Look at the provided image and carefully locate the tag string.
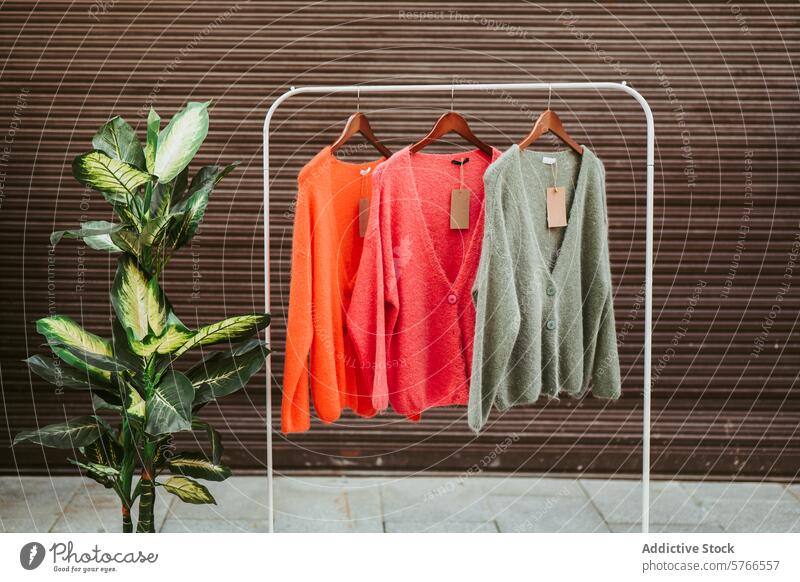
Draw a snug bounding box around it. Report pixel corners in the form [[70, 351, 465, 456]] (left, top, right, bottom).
[[359, 166, 371, 199], [550, 160, 558, 190]]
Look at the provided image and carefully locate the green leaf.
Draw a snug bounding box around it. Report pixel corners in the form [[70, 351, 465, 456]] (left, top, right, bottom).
[[111, 318, 144, 375], [81, 433, 124, 468], [111, 256, 167, 341], [36, 316, 112, 381], [153, 435, 174, 468], [173, 314, 270, 358], [72, 151, 150, 203], [92, 393, 123, 412], [191, 419, 224, 464], [130, 325, 193, 357], [13, 416, 105, 448], [168, 453, 231, 482], [140, 215, 171, 247], [48, 341, 130, 374], [68, 458, 119, 488], [126, 385, 145, 420], [50, 220, 123, 252], [167, 190, 209, 251], [172, 162, 238, 210], [109, 229, 141, 258], [145, 108, 160, 174], [153, 102, 210, 183], [145, 371, 193, 435], [92, 116, 146, 170], [161, 475, 216, 504], [187, 339, 268, 405], [26, 354, 113, 392]]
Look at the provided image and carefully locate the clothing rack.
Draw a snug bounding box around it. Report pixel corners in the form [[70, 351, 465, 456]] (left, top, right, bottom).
[[262, 81, 655, 534]]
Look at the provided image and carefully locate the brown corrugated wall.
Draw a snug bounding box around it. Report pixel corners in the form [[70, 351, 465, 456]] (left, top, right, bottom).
[[0, 1, 797, 479]]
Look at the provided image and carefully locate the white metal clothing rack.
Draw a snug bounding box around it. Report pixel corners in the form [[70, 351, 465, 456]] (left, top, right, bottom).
[[262, 81, 655, 534]]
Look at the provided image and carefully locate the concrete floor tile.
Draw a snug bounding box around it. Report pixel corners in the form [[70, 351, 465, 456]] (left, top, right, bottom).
[[380, 476, 493, 523], [161, 518, 270, 533], [275, 514, 381, 533], [700, 500, 800, 532], [5, 475, 800, 534], [581, 479, 707, 526], [384, 520, 498, 533], [479, 476, 587, 498], [273, 476, 382, 532], [490, 494, 609, 532], [0, 476, 81, 533], [608, 522, 725, 533], [165, 476, 269, 520], [49, 481, 172, 533], [681, 481, 791, 503]]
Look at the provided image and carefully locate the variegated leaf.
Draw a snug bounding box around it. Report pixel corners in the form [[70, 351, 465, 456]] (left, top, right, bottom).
[[111, 256, 167, 341], [173, 314, 269, 358], [92, 116, 146, 169], [36, 316, 112, 381], [145, 371, 193, 435], [72, 151, 150, 203], [13, 416, 105, 448], [161, 476, 215, 504], [187, 339, 268, 405], [168, 453, 231, 481], [153, 102, 209, 182]]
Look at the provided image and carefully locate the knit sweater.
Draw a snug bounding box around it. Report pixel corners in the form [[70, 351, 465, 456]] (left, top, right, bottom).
[[348, 146, 502, 417], [469, 145, 621, 432], [282, 147, 384, 433]]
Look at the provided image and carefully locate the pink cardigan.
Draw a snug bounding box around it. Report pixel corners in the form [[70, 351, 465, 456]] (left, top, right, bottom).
[[347, 146, 501, 418]]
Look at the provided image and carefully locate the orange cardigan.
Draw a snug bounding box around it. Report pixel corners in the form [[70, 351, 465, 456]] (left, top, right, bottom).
[[282, 147, 385, 433]]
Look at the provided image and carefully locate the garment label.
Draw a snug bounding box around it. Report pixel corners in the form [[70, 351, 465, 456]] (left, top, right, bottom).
[[358, 197, 369, 237], [450, 188, 470, 230], [542, 156, 556, 165], [546, 187, 568, 228]]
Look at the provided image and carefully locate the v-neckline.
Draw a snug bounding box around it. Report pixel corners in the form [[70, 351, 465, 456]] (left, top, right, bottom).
[[512, 144, 592, 281], [403, 146, 497, 291]]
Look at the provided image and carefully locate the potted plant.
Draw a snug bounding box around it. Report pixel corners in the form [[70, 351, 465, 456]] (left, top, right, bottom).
[[14, 102, 269, 533]]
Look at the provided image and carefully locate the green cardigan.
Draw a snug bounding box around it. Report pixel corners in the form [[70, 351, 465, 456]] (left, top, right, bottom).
[[469, 145, 621, 432]]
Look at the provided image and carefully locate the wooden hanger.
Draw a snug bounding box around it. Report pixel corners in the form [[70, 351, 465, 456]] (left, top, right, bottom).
[[410, 84, 492, 156], [330, 90, 392, 158], [518, 86, 584, 154]]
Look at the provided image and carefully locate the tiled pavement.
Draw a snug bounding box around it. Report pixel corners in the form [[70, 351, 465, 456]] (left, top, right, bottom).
[[2, 476, 799, 533]]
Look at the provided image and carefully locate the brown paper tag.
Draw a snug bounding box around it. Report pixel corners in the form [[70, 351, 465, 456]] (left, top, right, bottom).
[[358, 197, 369, 237], [450, 188, 470, 230], [546, 187, 568, 228]]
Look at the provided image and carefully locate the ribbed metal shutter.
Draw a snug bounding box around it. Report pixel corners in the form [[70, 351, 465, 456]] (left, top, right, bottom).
[[1, 2, 797, 479]]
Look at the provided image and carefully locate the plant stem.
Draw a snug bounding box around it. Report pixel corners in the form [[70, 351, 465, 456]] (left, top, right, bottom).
[[122, 505, 132, 533], [118, 411, 136, 533], [136, 437, 157, 533], [136, 358, 157, 533], [135, 463, 155, 533]]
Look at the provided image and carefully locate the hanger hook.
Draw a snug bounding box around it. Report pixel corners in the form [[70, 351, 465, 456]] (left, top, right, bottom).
[[356, 87, 360, 112], [450, 78, 455, 111], [547, 84, 552, 110]]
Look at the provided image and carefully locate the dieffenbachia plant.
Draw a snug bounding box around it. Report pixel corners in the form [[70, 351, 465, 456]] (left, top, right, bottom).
[[14, 102, 269, 533]]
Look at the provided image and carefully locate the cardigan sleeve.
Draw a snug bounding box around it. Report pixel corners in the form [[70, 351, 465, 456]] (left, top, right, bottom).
[[347, 168, 399, 412], [585, 162, 622, 399], [468, 168, 522, 432], [281, 176, 315, 433]]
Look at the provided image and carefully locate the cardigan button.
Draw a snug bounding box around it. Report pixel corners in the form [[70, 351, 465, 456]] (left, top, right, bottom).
[[546, 285, 556, 296], [546, 319, 556, 330], [447, 293, 457, 305]]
